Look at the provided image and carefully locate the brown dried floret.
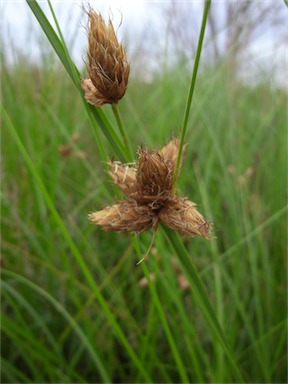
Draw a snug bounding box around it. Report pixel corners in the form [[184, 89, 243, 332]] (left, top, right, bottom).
[[159, 137, 187, 172], [81, 78, 107, 106], [136, 146, 174, 200], [108, 161, 137, 196], [81, 10, 130, 106], [159, 196, 210, 238], [88, 200, 157, 234]]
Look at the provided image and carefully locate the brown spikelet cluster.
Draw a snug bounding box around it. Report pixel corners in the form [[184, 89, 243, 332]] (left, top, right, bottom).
[[88, 139, 210, 239], [81, 9, 130, 106]]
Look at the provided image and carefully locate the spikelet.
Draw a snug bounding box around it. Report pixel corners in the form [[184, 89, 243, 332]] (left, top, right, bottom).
[[159, 137, 187, 172], [88, 200, 156, 234], [108, 161, 137, 196], [136, 146, 174, 201], [81, 9, 130, 106], [159, 196, 210, 238]]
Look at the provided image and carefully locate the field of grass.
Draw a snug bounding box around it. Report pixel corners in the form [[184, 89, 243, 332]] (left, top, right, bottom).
[[1, 1, 287, 383]]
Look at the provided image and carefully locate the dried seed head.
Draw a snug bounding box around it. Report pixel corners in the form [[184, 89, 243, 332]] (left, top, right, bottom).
[[81, 10, 130, 106], [88, 200, 156, 234], [88, 139, 211, 252], [159, 196, 210, 238], [136, 147, 174, 200]]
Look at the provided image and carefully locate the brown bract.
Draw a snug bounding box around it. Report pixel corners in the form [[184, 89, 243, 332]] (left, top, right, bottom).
[[81, 10, 130, 106], [88, 139, 210, 239]]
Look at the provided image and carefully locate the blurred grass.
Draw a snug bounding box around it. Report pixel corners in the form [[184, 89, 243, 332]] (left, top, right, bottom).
[[1, 2, 287, 383]]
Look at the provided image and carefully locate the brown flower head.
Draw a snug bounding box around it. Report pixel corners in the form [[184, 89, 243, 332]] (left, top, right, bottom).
[[88, 138, 210, 244], [136, 147, 174, 203], [81, 9, 130, 106]]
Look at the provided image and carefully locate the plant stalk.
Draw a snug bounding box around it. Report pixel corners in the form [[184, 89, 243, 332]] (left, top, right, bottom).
[[174, 0, 211, 182], [112, 103, 133, 161]]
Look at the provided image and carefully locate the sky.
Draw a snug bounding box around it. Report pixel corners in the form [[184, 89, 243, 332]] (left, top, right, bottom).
[[1, 0, 159, 64], [1, 0, 287, 86]]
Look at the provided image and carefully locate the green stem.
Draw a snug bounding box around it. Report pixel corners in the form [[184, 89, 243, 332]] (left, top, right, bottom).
[[174, 0, 211, 182], [2, 269, 110, 382], [112, 103, 133, 161], [132, 237, 190, 383], [163, 227, 244, 383], [2, 104, 152, 383]]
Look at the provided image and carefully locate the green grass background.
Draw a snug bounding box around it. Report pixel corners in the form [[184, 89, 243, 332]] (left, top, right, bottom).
[[1, 2, 287, 383]]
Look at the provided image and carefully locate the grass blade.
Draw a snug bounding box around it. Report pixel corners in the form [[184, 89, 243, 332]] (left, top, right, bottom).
[[201, 205, 288, 275], [2, 269, 110, 382], [133, 237, 190, 383], [163, 227, 244, 383], [2, 104, 152, 383]]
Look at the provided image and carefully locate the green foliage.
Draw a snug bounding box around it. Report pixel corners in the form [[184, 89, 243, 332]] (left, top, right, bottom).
[[1, 1, 287, 383]]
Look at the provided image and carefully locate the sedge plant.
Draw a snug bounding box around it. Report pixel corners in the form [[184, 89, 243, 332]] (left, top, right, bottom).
[[2, 0, 287, 383], [3, 0, 239, 382]]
